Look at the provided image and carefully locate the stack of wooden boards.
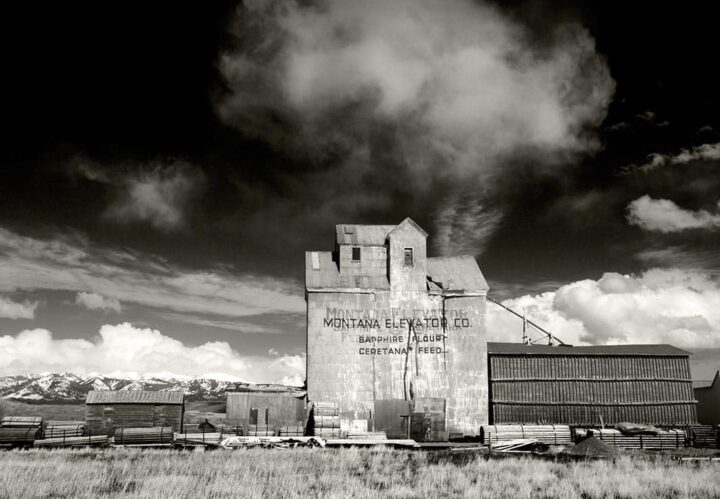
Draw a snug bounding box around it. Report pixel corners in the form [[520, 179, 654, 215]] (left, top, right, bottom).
[[688, 425, 719, 448], [347, 431, 386, 440], [482, 425, 572, 446], [313, 402, 341, 438], [583, 428, 686, 449], [35, 435, 109, 448], [44, 423, 87, 439], [0, 417, 43, 448], [277, 425, 305, 437], [114, 427, 174, 446], [174, 432, 223, 447]]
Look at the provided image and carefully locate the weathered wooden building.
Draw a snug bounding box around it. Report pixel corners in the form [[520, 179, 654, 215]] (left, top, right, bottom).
[[488, 343, 697, 426], [226, 390, 306, 427], [85, 391, 184, 434], [695, 371, 720, 424], [305, 218, 489, 438]]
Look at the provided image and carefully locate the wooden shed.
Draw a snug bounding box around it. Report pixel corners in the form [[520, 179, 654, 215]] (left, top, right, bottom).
[[695, 371, 720, 424], [85, 390, 184, 435], [226, 391, 306, 427]]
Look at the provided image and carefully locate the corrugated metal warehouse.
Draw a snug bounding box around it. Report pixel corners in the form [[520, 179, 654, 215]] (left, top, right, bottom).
[[85, 391, 184, 435], [305, 218, 489, 438], [488, 343, 697, 425]]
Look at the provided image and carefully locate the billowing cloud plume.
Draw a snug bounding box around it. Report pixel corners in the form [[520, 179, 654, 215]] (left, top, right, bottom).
[[627, 195, 720, 233], [487, 269, 720, 349], [0, 226, 305, 321], [219, 0, 614, 255], [0, 296, 38, 319], [0, 323, 305, 384], [74, 292, 122, 312]]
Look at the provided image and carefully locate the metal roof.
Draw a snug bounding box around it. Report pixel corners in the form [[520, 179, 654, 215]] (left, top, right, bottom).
[[305, 251, 390, 290], [487, 342, 692, 356], [86, 390, 185, 405], [335, 225, 396, 246], [427, 256, 488, 292]]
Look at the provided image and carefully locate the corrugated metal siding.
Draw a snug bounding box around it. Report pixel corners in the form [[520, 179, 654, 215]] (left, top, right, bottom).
[[489, 354, 697, 425]]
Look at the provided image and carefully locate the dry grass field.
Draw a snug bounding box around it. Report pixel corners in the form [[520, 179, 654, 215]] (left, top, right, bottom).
[[0, 447, 719, 499]]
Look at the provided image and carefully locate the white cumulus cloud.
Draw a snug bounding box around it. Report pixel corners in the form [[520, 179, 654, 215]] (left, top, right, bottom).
[[75, 292, 122, 312], [0, 296, 38, 319], [631, 142, 720, 172], [627, 195, 720, 232], [0, 323, 306, 384], [487, 269, 720, 349]]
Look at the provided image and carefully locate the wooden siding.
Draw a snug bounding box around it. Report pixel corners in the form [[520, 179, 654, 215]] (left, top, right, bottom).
[[489, 354, 697, 425], [226, 393, 305, 427], [695, 372, 720, 424], [85, 404, 184, 435]]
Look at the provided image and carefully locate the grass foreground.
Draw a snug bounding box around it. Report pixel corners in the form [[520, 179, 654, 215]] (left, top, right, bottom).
[[1, 448, 719, 498]]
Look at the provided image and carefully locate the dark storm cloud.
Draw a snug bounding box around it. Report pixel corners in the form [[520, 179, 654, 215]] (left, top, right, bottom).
[[216, 0, 614, 257]]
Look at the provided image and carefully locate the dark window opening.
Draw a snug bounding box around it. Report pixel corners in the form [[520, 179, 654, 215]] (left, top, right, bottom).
[[404, 248, 414, 266], [352, 247, 361, 261]]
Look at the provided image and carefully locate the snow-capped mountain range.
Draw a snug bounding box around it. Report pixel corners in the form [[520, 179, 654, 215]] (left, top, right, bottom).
[[0, 373, 239, 403]]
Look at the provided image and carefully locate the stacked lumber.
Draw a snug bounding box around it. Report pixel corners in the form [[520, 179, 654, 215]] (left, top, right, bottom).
[[0, 428, 42, 445], [34, 435, 109, 448], [586, 428, 686, 449], [347, 431, 386, 440], [313, 402, 341, 438], [688, 425, 719, 448], [278, 425, 305, 437], [114, 427, 174, 446], [1, 416, 43, 428], [43, 424, 87, 439], [174, 432, 223, 446], [46, 420, 85, 426], [246, 425, 276, 436], [482, 425, 572, 445], [490, 439, 540, 452]]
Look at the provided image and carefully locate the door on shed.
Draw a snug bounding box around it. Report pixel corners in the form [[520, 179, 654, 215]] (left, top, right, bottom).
[[374, 399, 410, 438], [413, 398, 447, 441], [249, 408, 269, 425]]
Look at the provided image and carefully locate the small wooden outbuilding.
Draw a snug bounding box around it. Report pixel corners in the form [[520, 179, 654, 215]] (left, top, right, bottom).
[[85, 390, 184, 435], [695, 371, 720, 424], [226, 391, 306, 427]]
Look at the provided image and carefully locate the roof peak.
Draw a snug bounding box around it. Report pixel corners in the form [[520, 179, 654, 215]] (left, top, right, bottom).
[[389, 217, 428, 237]]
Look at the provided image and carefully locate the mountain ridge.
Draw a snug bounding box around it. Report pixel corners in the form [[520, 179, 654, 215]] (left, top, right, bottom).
[[0, 373, 301, 403]]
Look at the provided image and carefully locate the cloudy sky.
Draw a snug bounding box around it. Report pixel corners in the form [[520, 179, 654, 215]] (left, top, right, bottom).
[[2, 1, 719, 383]]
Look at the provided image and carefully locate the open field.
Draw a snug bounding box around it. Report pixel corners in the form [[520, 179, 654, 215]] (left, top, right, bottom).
[[0, 400, 86, 421], [1, 448, 719, 498]]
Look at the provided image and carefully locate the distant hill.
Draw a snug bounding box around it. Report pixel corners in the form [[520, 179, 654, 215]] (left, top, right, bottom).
[[0, 373, 301, 403]]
